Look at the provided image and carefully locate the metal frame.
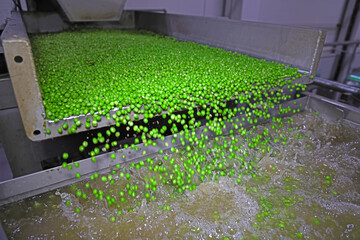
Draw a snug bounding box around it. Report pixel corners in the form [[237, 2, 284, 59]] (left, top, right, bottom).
[[304, 92, 360, 128], [1, 93, 359, 206], [313, 76, 360, 95], [1, 12, 45, 141], [1, 11, 326, 141], [316, 40, 360, 104]]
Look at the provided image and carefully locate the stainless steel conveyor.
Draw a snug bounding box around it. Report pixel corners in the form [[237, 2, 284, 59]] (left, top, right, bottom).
[[2, 11, 325, 141], [0, 10, 325, 179]]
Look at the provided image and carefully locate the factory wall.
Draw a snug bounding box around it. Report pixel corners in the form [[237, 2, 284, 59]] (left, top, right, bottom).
[[241, 0, 348, 80]]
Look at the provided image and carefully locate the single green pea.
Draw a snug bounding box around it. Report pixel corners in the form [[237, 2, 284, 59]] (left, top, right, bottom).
[[62, 152, 69, 160]]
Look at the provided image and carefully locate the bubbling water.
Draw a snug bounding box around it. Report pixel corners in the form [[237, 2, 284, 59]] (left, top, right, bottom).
[[1, 112, 360, 239]]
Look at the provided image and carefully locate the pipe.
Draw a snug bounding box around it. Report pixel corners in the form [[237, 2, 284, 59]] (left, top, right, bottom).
[[324, 40, 360, 47], [131, 9, 167, 14], [313, 77, 360, 94], [222, 0, 227, 17]]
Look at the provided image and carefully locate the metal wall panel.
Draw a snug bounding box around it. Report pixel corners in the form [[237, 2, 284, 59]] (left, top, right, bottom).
[[135, 12, 326, 77]]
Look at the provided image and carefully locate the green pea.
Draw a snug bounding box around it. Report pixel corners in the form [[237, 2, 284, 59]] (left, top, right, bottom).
[[62, 123, 68, 130], [62, 152, 69, 160]]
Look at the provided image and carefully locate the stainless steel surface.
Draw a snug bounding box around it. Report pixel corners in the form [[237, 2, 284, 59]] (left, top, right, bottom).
[[0, 107, 97, 178], [304, 92, 360, 128], [0, 76, 17, 110], [0, 142, 13, 182], [22, 11, 135, 33], [56, 0, 127, 22], [313, 77, 360, 94], [0, 97, 308, 206], [0, 108, 43, 176], [135, 12, 326, 77], [0, 223, 7, 240], [22, 12, 68, 34], [1, 12, 45, 141], [22, 11, 135, 34]]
